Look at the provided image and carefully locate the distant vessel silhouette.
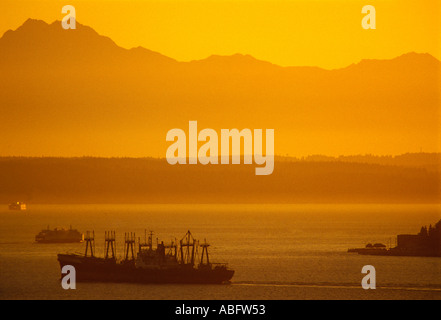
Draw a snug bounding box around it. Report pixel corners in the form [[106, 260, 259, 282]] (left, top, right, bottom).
[[36, 226, 83, 243], [348, 220, 441, 257], [57, 230, 234, 284], [8, 202, 26, 210]]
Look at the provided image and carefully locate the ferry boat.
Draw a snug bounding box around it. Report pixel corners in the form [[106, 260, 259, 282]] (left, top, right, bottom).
[[8, 202, 26, 210], [36, 226, 84, 243]]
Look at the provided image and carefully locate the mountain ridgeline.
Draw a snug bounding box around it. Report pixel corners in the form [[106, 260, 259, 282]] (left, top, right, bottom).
[[0, 19, 440, 157]]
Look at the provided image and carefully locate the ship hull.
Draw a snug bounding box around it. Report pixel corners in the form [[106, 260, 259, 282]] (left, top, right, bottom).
[[9, 204, 26, 210], [37, 239, 83, 244], [58, 254, 234, 284]]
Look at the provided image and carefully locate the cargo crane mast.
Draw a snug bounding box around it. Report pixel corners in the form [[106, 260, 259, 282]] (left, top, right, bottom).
[[148, 231, 154, 250], [104, 231, 116, 259], [138, 230, 152, 252], [124, 232, 136, 261], [165, 238, 178, 257], [84, 231, 95, 257], [180, 230, 196, 266], [200, 239, 210, 266], [195, 240, 200, 264]]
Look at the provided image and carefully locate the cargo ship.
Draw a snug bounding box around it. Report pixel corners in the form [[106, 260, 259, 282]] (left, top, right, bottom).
[[57, 230, 234, 284], [9, 201, 26, 210], [36, 226, 84, 243], [348, 219, 441, 257]]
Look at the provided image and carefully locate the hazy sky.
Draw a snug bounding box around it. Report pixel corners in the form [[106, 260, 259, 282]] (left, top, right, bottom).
[[1, 0, 440, 69]]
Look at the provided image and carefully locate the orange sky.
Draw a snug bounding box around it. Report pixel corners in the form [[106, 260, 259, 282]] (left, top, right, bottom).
[[1, 0, 440, 69]]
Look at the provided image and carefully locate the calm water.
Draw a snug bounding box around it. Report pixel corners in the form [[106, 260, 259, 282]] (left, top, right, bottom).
[[0, 204, 440, 300]]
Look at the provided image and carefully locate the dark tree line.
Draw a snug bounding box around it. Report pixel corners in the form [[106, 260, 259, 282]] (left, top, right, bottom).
[[0, 157, 439, 203]]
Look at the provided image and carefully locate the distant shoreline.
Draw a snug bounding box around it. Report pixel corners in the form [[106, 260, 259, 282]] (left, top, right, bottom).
[[1, 156, 439, 204]]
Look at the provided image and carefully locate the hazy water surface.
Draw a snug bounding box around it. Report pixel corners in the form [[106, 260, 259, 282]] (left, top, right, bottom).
[[1, 204, 440, 300]]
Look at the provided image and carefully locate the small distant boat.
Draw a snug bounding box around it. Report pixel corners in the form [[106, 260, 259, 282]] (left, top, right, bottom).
[[9, 202, 26, 210], [347, 243, 387, 255], [36, 226, 84, 243]]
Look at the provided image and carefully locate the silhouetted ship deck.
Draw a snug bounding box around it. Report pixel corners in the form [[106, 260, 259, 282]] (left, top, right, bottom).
[[9, 201, 26, 210], [348, 220, 441, 257], [36, 226, 83, 243], [58, 230, 234, 284]]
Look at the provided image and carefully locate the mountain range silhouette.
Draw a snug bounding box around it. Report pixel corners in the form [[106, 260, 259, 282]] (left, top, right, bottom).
[[0, 19, 440, 157]]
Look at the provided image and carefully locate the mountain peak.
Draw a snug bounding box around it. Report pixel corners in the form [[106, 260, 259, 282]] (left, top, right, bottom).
[[0, 18, 178, 68], [394, 51, 439, 63], [1, 18, 94, 42], [190, 53, 278, 69], [1, 18, 46, 38], [21, 18, 49, 28], [340, 52, 440, 72], [206, 53, 265, 62], [359, 52, 437, 64], [0, 18, 123, 62]]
